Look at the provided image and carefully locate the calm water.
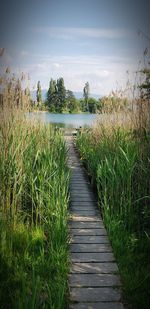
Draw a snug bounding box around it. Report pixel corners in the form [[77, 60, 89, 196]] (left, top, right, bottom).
[[28, 112, 97, 128]]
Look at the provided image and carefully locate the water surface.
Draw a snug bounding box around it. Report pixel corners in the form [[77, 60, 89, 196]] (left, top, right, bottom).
[[28, 112, 97, 128]]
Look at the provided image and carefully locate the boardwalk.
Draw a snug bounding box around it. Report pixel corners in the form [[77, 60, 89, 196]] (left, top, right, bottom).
[[66, 135, 124, 309]]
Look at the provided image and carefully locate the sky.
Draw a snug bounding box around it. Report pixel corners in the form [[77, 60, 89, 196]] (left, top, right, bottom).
[[0, 0, 150, 96]]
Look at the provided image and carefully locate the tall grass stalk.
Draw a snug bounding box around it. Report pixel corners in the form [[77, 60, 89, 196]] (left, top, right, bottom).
[[0, 106, 70, 308], [76, 110, 150, 308]]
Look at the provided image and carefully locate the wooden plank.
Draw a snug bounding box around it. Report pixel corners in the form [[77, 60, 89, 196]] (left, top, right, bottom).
[[70, 190, 93, 195], [71, 216, 101, 222], [69, 302, 124, 309], [70, 184, 90, 187], [70, 181, 90, 185], [70, 190, 94, 194], [70, 184, 90, 188], [70, 194, 95, 199], [70, 197, 96, 202], [70, 287, 122, 302], [70, 243, 112, 253], [70, 228, 107, 236], [71, 236, 109, 244], [70, 211, 99, 216], [69, 221, 104, 229], [69, 273, 121, 287], [71, 176, 85, 179], [70, 206, 95, 211], [71, 252, 115, 262], [71, 263, 119, 274], [71, 201, 98, 207]]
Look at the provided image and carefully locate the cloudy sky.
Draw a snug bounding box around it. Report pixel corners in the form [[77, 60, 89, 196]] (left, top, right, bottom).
[[1, 0, 150, 95]]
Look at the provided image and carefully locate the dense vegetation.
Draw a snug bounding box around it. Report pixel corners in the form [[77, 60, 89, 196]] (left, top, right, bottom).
[[76, 100, 150, 308], [0, 85, 70, 307], [34, 78, 128, 114], [45, 78, 101, 113]]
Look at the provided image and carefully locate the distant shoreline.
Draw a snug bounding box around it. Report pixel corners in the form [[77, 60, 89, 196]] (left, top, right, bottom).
[[31, 110, 91, 115]]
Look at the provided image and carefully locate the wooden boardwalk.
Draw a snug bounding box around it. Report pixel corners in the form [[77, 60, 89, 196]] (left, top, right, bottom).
[[66, 136, 124, 309]]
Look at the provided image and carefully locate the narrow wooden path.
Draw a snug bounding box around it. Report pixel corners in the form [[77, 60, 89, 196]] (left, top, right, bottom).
[[66, 135, 124, 309]]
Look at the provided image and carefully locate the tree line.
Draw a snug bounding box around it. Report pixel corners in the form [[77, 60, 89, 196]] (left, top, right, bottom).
[[36, 78, 102, 113], [36, 69, 150, 114]]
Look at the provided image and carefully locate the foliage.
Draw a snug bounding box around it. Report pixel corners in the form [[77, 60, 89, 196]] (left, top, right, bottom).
[[88, 97, 98, 113], [46, 78, 100, 113], [76, 120, 150, 308], [83, 82, 90, 111], [64, 90, 80, 113], [36, 81, 42, 106], [99, 95, 129, 113], [47, 78, 66, 113], [0, 106, 70, 308], [0, 70, 32, 110], [47, 78, 57, 112]]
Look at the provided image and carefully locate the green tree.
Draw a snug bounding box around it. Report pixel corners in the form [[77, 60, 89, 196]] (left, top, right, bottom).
[[47, 78, 57, 111], [83, 82, 90, 111], [88, 97, 98, 113], [56, 78, 66, 112], [79, 98, 86, 112], [65, 90, 79, 112], [36, 81, 42, 106]]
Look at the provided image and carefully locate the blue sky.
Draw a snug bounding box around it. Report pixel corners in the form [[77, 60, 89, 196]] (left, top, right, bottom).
[[1, 0, 150, 95]]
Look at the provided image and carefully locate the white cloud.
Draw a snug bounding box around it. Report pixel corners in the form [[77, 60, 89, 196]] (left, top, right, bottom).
[[22, 54, 137, 95], [20, 50, 29, 57], [36, 63, 47, 69], [52, 63, 62, 68], [33, 27, 132, 40], [9, 51, 138, 96]]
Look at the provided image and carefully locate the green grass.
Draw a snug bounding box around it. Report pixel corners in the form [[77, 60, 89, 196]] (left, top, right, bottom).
[[76, 125, 150, 308], [0, 109, 70, 308]]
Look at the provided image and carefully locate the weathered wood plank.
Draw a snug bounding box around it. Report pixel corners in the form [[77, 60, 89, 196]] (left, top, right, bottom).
[[71, 216, 101, 222], [70, 228, 107, 236], [71, 236, 109, 244], [70, 187, 94, 192], [70, 211, 99, 216], [70, 287, 122, 302], [70, 191, 94, 195], [71, 201, 98, 207], [71, 176, 85, 179], [70, 243, 112, 253], [70, 197, 97, 202], [71, 262, 119, 274], [71, 252, 115, 262], [70, 179, 90, 185], [69, 221, 104, 229], [69, 302, 124, 309], [70, 206, 95, 211], [68, 273, 121, 287], [70, 195, 95, 200], [70, 183, 90, 187]]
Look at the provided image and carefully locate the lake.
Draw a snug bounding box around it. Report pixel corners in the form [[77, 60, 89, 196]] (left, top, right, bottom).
[[28, 112, 98, 128]]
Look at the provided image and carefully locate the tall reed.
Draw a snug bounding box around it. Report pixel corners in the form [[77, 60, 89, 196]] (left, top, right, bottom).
[[0, 104, 70, 307], [76, 107, 150, 307]]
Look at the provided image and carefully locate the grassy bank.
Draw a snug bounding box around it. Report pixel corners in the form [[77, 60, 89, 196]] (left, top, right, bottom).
[[0, 108, 70, 308], [76, 117, 150, 308]]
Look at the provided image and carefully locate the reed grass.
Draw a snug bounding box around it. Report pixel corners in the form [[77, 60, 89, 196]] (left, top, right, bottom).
[[0, 105, 70, 308], [76, 105, 150, 308]]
